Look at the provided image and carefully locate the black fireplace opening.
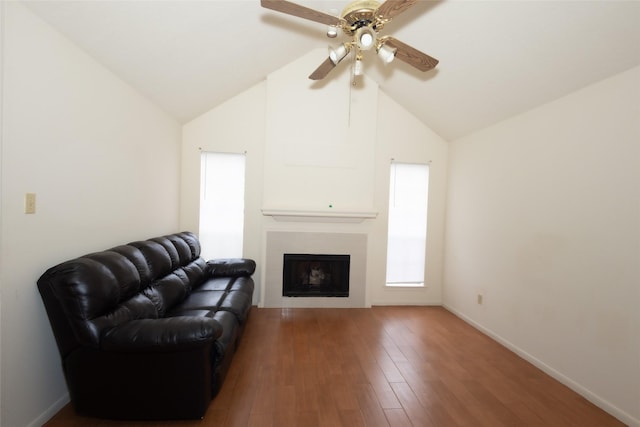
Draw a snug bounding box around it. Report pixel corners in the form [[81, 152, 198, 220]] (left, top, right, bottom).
[[282, 253, 350, 297]]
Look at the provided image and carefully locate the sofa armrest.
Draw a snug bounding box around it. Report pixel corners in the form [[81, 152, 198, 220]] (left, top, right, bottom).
[[101, 317, 222, 353], [207, 258, 256, 277]]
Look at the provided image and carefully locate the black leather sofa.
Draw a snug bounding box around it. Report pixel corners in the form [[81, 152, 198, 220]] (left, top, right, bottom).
[[37, 231, 255, 420]]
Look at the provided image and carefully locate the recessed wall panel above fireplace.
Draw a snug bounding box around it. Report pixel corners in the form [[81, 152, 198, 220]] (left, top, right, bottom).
[[263, 51, 378, 215]]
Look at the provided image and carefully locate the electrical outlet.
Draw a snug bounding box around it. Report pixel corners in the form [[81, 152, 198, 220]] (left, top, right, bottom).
[[477, 294, 483, 305], [25, 193, 36, 214]]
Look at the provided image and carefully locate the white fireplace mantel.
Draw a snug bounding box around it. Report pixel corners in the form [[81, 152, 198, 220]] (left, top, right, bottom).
[[262, 209, 377, 223]]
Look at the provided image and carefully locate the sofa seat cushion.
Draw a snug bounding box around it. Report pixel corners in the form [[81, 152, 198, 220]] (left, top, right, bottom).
[[194, 276, 254, 295], [194, 277, 236, 292], [229, 276, 254, 295], [218, 291, 252, 323], [167, 309, 215, 318], [174, 290, 227, 312]]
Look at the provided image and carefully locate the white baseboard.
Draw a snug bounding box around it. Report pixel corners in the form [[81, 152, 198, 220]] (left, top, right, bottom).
[[29, 393, 69, 427], [443, 304, 639, 427]]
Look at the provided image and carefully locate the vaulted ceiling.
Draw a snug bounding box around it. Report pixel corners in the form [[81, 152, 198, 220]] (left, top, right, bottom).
[[23, 0, 640, 140]]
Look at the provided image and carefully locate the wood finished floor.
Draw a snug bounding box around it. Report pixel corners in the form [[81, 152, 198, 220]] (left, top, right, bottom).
[[44, 306, 626, 427]]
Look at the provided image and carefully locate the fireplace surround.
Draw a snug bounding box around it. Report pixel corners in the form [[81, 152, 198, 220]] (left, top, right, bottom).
[[263, 231, 367, 307]]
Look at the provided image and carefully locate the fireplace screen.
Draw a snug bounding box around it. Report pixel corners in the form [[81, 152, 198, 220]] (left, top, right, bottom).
[[282, 254, 350, 297]]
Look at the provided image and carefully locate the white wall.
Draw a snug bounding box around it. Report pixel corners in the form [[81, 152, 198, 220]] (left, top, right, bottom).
[[181, 49, 449, 308], [0, 3, 181, 426], [443, 66, 640, 426]]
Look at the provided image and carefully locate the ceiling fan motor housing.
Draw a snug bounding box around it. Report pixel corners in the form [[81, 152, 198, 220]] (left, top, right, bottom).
[[341, 0, 383, 34]]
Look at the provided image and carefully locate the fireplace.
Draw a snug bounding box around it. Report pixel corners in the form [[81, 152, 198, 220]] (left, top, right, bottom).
[[282, 254, 350, 297], [264, 231, 366, 307]]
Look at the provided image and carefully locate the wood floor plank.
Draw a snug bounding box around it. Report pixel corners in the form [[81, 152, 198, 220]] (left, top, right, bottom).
[[360, 362, 403, 409], [389, 381, 434, 426], [43, 307, 627, 427], [337, 409, 367, 427], [316, 383, 346, 427], [331, 383, 361, 411], [294, 410, 319, 427], [355, 383, 391, 426], [383, 408, 412, 427]]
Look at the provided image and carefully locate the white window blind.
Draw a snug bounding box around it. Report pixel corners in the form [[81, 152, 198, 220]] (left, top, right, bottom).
[[199, 152, 245, 260], [386, 162, 429, 287]]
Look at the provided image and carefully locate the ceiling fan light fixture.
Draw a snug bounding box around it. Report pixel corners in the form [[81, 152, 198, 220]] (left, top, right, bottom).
[[261, 0, 437, 81], [328, 43, 351, 64], [355, 26, 376, 51], [377, 43, 397, 64]]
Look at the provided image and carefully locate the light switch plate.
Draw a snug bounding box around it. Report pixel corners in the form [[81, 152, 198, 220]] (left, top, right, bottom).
[[25, 193, 36, 214]]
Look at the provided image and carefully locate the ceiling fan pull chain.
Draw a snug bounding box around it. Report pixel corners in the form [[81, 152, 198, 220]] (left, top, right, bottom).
[[351, 50, 356, 86], [348, 75, 353, 126]]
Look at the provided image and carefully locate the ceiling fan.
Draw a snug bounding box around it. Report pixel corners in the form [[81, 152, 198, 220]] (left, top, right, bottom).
[[261, 0, 439, 80]]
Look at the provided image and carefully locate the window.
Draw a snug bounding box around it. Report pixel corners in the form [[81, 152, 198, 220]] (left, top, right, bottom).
[[199, 152, 245, 260], [386, 162, 429, 287]]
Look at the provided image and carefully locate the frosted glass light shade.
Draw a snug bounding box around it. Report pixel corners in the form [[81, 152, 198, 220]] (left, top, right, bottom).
[[355, 27, 376, 50], [377, 44, 397, 64], [329, 44, 350, 64]]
